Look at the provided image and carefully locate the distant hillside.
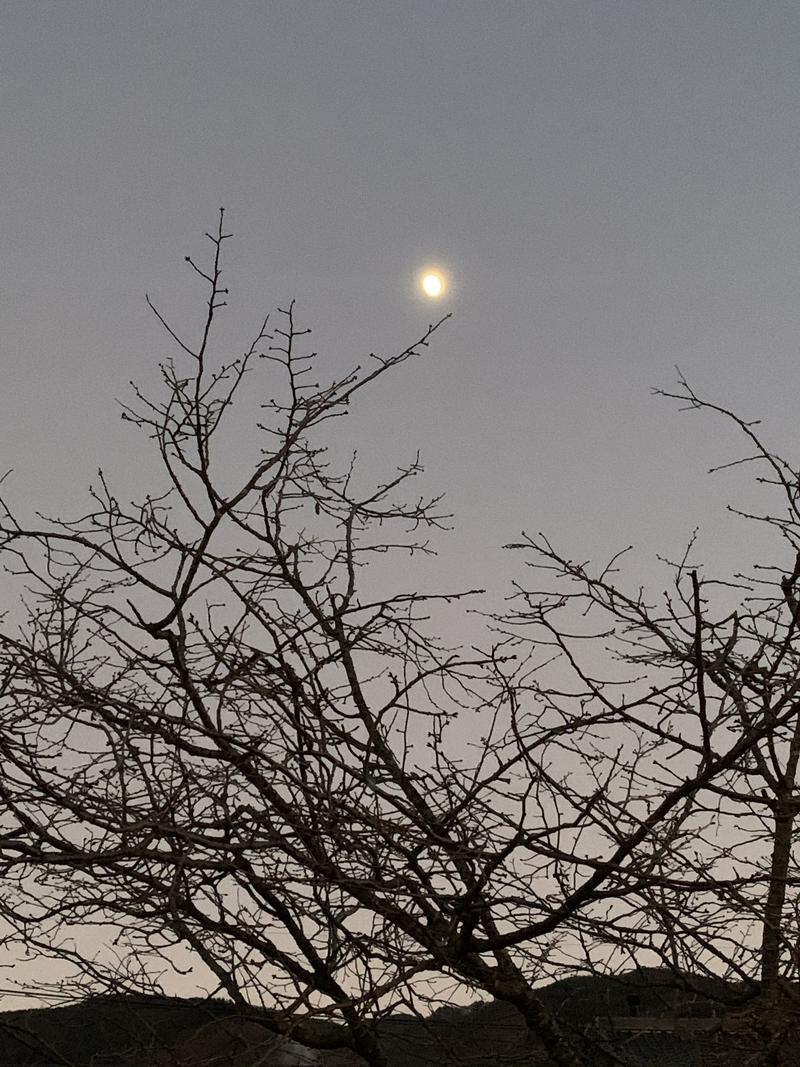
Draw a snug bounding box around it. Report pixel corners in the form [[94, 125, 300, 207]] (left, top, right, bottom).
[[534, 965, 747, 1021], [0, 994, 253, 1067], [0, 969, 764, 1067]]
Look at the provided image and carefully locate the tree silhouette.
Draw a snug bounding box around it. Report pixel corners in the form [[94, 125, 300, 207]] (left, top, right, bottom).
[[1, 215, 798, 1066]]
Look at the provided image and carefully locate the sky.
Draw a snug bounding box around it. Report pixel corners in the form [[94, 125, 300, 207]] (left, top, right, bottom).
[[3, 0, 800, 1010], [4, 1, 800, 607]]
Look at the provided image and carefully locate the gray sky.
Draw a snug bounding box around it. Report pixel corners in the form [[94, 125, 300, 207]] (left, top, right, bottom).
[[2, 0, 800, 623], [4, 0, 800, 1012]]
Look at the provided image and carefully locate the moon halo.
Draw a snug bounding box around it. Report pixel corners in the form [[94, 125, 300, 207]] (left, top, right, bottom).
[[421, 272, 444, 297]]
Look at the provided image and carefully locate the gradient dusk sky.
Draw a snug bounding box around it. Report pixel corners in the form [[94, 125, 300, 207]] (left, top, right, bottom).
[[3, 1, 800, 622]]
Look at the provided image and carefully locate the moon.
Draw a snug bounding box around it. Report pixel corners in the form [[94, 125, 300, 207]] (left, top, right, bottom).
[[421, 272, 444, 298]]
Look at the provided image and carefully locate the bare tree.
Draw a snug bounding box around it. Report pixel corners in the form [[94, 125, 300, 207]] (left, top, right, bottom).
[[1, 216, 798, 1067], [654, 380, 800, 1012], [494, 377, 800, 1058]]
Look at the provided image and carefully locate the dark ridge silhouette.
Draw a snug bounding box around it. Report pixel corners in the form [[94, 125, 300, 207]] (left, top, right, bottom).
[[0, 969, 785, 1067]]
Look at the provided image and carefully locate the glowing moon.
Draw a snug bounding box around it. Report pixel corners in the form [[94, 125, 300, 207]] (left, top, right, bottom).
[[421, 272, 444, 298]]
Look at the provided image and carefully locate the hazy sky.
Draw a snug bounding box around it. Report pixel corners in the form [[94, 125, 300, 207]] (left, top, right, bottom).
[[3, 1, 800, 611]]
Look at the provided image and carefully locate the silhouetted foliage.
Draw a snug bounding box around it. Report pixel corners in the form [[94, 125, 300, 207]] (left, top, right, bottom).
[[3, 216, 800, 1065]]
